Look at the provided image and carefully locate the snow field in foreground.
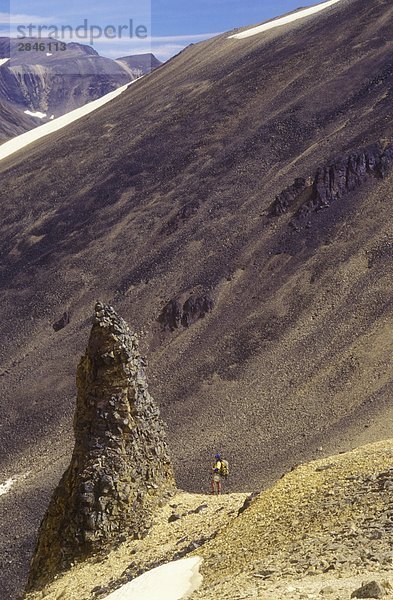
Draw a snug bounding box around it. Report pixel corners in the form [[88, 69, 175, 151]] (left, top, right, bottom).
[[0, 79, 138, 162], [0, 477, 17, 496], [0, 472, 31, 497], [103, 557, 203, 600], [228, 0, 342, 39]]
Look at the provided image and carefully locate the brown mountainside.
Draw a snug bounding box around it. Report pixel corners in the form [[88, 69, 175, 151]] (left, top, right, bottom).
[[0, 0, 392, 596]]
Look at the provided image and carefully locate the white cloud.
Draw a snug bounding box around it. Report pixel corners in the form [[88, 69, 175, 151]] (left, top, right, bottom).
[[0, 12, 54, 25], [47, 32, 222, 44], [3, 27, 220, 61], [91, 31, 220, 60], [149, 32, 222, 42], [150, 44, 188, 60], [104, 43, 186, 61]]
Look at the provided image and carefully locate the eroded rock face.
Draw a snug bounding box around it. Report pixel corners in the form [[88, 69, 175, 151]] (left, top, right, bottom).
[[271, 177, 312, 216], [27, 303, 176, 592], [297, 141, 393, 221], [182, 294, 214, 328], [159, 293, 214, 331], [52, 310, 71, 332], [271, 141, 393, 222], [159, 298, 183, 331]]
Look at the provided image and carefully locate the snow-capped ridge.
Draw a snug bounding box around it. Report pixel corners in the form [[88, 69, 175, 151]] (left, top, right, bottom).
[[228, 0, 342, 39]]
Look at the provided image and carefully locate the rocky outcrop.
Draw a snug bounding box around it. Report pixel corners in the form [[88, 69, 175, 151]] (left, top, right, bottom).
[[351, 581, 385, 599], [271, 177, 313, 216], [159, 298, 183, 331], [52, 310, 71, 332], [182, 294, 214, 327], [27, 303, 175, 592], [271, 141, 393, 222], [159, 293, 214, 331], [297, 141, 393, 221]]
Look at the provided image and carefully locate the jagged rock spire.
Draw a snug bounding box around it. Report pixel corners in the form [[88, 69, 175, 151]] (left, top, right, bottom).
[[27, 303, 176, 592]]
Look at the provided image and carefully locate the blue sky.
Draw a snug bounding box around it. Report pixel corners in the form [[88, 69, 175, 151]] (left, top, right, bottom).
[[1, 1, 323, 60]]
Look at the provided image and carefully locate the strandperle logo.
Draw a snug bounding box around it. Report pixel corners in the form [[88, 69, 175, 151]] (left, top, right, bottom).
[[16, 19, 148, 45]]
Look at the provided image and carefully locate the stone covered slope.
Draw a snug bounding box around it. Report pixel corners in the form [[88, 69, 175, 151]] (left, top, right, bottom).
[[24, 492, 249, 600], [192, 439, 393, 599], [26, 303, 175, 592], [24, 440, 393, 600]]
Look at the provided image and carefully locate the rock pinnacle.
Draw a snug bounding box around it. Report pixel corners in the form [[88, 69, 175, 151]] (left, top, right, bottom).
[[27, 302, 176, 591]]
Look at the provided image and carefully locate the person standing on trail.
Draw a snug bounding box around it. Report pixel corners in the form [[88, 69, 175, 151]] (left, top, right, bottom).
[[211, 453, 229, 495]]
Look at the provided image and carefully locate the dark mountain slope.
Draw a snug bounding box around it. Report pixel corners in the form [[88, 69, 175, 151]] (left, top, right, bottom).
[[0, 97, 39, 138], [0, 0, 392, 596]]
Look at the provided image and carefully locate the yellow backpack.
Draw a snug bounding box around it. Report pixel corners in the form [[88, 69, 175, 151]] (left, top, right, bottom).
[[220, 459, 229, 477]]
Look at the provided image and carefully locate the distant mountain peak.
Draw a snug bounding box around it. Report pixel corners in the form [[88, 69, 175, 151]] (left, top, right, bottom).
[[116, 52, 162, 73], [0, 38, 162, 142]]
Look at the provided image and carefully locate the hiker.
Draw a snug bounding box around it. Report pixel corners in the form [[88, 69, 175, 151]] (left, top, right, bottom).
[[211, 453, 229, 495]]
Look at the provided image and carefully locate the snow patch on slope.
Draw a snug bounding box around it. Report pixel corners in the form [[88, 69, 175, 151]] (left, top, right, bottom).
[[0, 471, 31, 497], [0, 79, 138, 162], [0, 477, 17, 496], [24, 110, 47, 119], [228, 0, 342, 39], [103, 557, 203, 600], [0, 58, 9, 67]]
